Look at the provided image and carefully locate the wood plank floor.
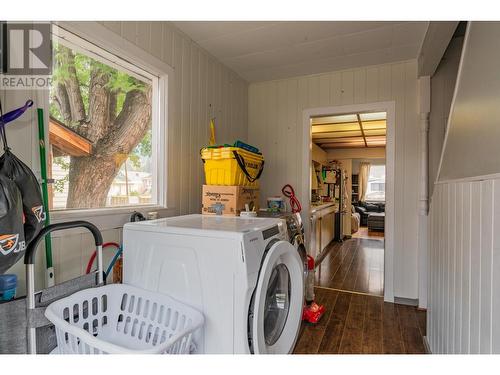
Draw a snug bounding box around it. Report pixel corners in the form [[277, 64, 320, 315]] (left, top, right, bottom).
[[315, 238, 384, 296], [352, 226, 385, 240], [294, 288, 427, 354]]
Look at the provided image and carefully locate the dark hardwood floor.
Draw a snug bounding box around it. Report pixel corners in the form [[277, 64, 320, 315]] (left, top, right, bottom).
[[352, 226, 385, 240], [315, 238, 384, 296], [294, 288, 427, 354]]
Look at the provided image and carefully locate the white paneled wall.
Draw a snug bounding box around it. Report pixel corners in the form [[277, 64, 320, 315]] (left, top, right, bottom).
[[248, 60, 421, 299], [4, 21, 248, 293], [428, 178, 500, 353]]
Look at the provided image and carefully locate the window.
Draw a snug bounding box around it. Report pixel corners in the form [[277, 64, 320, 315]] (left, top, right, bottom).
[[48, 27, 162, 211], [365, 165, 385, 202], [370, 182, 385, 192]]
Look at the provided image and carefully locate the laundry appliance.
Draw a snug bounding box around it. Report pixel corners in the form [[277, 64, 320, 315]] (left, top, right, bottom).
[[122, 214, 305, 354], [257, 211, 307, 272]]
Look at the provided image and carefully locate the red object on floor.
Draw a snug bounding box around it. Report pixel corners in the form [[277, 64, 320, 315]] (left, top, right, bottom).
[[302, 255, 325, 324], [302, 302, 326, 324]]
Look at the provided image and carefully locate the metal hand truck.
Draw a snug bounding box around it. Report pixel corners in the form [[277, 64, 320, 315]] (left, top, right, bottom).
[[0, 221, 103, 354]]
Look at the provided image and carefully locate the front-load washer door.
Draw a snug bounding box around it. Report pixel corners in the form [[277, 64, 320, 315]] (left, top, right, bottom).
[[251, 240, 304, 354]]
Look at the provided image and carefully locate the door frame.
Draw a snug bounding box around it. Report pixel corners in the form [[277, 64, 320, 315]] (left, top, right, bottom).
[[301, 101, 396, 303]]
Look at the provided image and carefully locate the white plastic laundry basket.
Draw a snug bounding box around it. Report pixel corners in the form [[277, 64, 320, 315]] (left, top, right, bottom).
[[44, 284, 204, 354]]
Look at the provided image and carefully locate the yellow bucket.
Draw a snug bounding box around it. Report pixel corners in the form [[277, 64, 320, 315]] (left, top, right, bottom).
[[201, 147, 264, 187]]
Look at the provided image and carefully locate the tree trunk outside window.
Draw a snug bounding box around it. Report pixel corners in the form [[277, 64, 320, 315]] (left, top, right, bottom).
[[51, 45, 152, 208]]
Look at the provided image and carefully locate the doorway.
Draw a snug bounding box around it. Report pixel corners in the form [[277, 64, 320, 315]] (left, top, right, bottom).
[[352, 162, 386, 241], [301, 102, 395, 302]]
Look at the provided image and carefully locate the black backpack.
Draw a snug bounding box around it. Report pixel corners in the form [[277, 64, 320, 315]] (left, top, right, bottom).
[[0, 173, 26, 274], [0, 149, 46, 244], [0, 102, 45, 274]]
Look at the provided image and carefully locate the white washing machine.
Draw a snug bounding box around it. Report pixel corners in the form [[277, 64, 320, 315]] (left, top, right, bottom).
[[257, 211, 308, 278], [122, 214, 304, 354]]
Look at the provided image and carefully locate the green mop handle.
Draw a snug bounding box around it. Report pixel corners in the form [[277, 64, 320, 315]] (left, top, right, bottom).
[[37, 108, 54, 287]]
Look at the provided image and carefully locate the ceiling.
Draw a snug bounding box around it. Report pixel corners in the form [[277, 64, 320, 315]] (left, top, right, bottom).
[[173, 21, 429, 82], [312, 111, 386, 149]]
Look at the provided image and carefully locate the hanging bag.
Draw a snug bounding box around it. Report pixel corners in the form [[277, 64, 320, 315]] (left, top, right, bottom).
[[0, 148, 46, 244], [0, 173, 25, 274], [0, 101, 44, 273]]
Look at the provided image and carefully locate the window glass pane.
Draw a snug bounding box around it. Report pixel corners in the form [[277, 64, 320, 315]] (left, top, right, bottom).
[[365, 165, 385, 202], [49, 39, 155, 210]]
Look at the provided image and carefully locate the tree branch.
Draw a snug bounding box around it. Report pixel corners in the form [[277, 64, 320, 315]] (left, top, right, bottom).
[[97, 87, 152, 156], [86, 64, 112, 143], [108, 90, 118, 125], [59, 46, 86, 124], [52, 82, 72, 123]]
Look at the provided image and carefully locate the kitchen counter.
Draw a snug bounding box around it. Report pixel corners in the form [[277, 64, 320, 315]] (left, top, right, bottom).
[[310, 202, 337, 261], [310, 202, 337, 214]]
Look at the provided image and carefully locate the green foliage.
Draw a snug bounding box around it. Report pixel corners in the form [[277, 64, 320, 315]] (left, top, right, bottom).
[[54, 176, 69, 194], [53, 157, 70, 193], [49, 100, 62, 122], [128, 153, 141, 169], [54, 156, 70, 170], [125, 129, 152, 170], [134, 129, 152, 156], [50, 41, 149, 122]]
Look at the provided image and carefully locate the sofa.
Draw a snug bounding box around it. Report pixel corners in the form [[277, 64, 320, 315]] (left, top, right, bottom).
[[367, 212, 385, 231], [354, 201, 385, 227]]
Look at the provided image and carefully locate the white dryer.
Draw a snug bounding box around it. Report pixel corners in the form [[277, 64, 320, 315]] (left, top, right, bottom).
[[122, 214, 304, 354]]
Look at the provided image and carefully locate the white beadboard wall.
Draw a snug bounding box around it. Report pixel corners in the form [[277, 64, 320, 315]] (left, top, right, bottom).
[[248, 60, 421, 299], [428, 178, 500, 353], [3, 21, 248, 294]]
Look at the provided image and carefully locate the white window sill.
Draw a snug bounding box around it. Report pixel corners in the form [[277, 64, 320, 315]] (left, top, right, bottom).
[[49, 205, 177, 237]]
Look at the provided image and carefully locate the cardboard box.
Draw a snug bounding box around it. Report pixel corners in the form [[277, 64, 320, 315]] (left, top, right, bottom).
[[202, 185, 259, 216]]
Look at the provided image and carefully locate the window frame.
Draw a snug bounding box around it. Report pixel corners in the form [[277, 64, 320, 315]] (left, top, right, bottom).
[[45, 22, 173, 228]]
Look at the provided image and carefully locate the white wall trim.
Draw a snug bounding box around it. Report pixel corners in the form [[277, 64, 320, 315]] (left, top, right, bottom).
[[417, 76, 431, 309], [49, 204, 176, 232], [55, 22, 175, 78], [301, 101, 396, 303], [436, 172, 500, 185]]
